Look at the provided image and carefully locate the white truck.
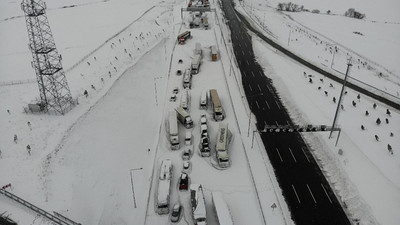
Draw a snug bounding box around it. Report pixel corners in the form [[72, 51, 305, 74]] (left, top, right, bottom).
[[183, 69, 192, 89], [212, 192, 233, 225], [195, 42, 202, 56], [191, 54, 202, 74], [176, 107, 194, 129], [191, 184, 207, 225], [200, 90, 207, 109], [156, 159, 173, 214], [215, 123, 232, 168], [180, 88, 189, 111], [168, 111, 180, 150]]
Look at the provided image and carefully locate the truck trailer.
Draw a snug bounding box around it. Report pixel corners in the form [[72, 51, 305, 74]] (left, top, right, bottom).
[[178, 31, 191, 44], [176, 107, 194, 129], [183, 69, 192, 89], [168, 111, 180, 150], [216, 123, 232, 168], [191, 54, 202, 74], [191, 184, 207, 225], [156, 159, 173, 214], [210, 89, 225, 121], [211, 45, 218, 61]]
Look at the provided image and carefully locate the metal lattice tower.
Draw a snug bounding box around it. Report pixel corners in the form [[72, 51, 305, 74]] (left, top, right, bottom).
[[21, 0, 74, 115]]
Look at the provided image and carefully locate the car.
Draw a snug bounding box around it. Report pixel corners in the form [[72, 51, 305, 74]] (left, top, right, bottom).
[[173, 87, 179, 94], [182, 148, 191, 160], [200, 124, 208, 138], [178, 173, 189, 191], [170, 203, 182, 222], [182, 161, 191, 173], [200, 113, 207, 125], [170, 95, 177, 102], [185, 131, 192, 146], [176, 70, 182, 75]]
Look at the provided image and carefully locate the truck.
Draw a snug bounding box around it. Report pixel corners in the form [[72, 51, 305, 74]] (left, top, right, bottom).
[[176, 107, 194, 129], [178, 31, 191, 44], [183, 69, 192, 89], [211, 45, 218, 61], [215, 123, 232, 168], [168, 111, 180, 150], [191, 54, 202, 74], [180, 88, 189, 111], [191, 184, 207, 225], [195, 42, 202, 56], [210, 89, 224, 121], [200, 90, 207, 109], [212, 192, 233, 225], [156, 159, 173, 214]]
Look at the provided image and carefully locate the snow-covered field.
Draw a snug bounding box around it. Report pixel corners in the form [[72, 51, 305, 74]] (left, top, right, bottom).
[[1, 0, 399, 224]]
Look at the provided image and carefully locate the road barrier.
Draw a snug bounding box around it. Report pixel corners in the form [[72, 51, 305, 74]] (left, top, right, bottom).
[[0, 189, 81, 225]]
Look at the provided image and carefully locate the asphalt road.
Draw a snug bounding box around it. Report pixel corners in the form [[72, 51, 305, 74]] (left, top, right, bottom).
[[220, 0, 351, 224]]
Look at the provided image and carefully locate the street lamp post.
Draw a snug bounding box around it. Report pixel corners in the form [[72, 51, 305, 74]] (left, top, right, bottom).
[[154, 77, 163, 106], [130, 167, 143, 208], [245, 93, 263, 137], [329, 62, 352, 139]]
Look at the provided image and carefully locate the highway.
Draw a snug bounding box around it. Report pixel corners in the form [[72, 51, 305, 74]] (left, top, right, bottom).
[[220, 0, 351, 224]]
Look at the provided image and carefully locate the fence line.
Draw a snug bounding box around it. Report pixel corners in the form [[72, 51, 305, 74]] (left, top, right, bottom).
[[0, 189, 81, 225]]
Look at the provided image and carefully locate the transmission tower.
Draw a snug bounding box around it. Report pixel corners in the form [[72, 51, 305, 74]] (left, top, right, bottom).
[[21, 0, 74, 115]]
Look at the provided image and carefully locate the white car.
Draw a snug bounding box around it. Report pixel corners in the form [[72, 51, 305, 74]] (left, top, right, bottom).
[[185, 131, 192, 146], [182, 161, 191, 173]]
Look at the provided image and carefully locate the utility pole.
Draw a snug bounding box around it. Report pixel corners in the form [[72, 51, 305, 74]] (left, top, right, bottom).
[[329, 61, 352, 139], [246, 93, 263, 137], [21, 0, 74, 115]]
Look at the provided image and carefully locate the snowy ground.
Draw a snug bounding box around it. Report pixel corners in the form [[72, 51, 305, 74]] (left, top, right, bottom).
[[1, 0, 399, 224], [237, 0, 400, 103]]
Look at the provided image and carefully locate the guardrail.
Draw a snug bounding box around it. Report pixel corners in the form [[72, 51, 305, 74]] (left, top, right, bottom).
[[0, 189, 81, 225]]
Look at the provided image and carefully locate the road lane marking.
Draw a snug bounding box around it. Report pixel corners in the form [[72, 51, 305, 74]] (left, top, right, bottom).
[[244, 42, 247, 48], [259, 70, 263, 76], [306, 184, 317, 204], [242, 51, 245, 56], [251, 71, 255, 77], [255, 100, 260, 109], [264, 100, 270, 109], [238, 43, 241, 48], [301, 147, 310, 162], [292, 185, 301, 204], [288, 148, 297, 163], [246, 60, 249, 66], [275, 147, 283, 162], [243, 71, 246, 77], [321, 183, 333, 204], [275, 100, 281, 109], [275, 121, 279, 126], [257, 84, 262, 91], [249, 84, 253, 91]]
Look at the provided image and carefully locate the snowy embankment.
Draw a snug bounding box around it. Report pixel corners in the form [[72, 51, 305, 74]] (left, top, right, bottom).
[[0, 0, 173, 223], [235, 0, 400, 104], [252, 19, 400, 225]]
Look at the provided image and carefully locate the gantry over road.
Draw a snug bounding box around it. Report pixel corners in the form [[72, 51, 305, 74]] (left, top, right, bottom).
[[220, 0, 351, 224]]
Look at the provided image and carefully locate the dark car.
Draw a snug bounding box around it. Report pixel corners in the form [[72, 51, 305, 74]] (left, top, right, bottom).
[[179, 173, 189, 191], [171, 203, 182, 222]]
